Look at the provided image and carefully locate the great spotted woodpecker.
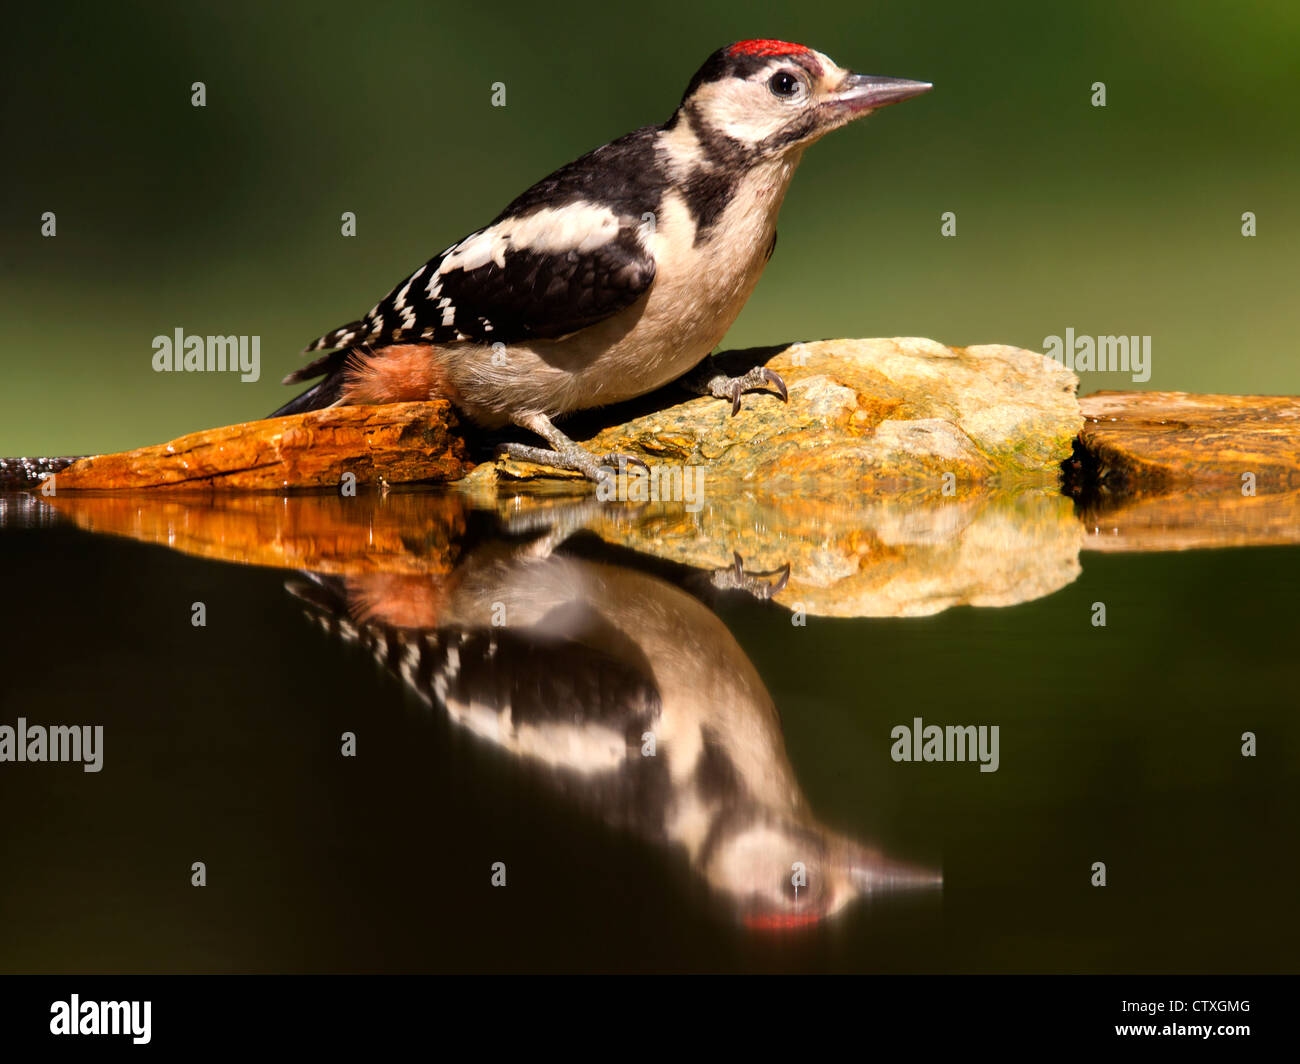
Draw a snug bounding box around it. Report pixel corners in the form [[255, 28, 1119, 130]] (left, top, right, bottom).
[[288, 508, 941, 928], [275, 40, 931, 480]]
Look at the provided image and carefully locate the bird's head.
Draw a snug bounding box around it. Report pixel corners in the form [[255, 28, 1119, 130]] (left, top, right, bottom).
[[674, 40, 931, 158], [699, 810, 943, 932]]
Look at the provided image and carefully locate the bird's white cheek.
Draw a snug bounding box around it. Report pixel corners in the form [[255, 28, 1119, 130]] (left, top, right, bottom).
[[718, 102, 790, 143], [694, 79, 786, 145]]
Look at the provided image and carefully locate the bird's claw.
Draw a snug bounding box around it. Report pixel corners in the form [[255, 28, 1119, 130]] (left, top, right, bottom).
[[709, 551, 791, 600], [600, 452, 650, 475], [761, 366, 789, 403], [495, 442, 648, 483], [708, 365, 789, 417]]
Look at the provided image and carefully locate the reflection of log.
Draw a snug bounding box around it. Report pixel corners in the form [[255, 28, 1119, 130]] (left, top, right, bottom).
[[1078, 392, 1300, 493], [39, 402, 471, 492], [43, 492, 467, 574], [1070, 392, 1300, 551], [1078, 489, 1300, 552]]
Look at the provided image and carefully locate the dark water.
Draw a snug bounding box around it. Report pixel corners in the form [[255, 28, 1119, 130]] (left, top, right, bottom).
[[1, 489, 1296, 973]]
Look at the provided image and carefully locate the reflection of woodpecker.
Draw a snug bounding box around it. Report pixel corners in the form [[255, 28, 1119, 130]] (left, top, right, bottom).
[[290, 526, 939, 928]]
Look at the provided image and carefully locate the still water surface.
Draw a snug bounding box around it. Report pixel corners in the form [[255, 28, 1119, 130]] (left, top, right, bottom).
[[1, 489, 1296, 972]]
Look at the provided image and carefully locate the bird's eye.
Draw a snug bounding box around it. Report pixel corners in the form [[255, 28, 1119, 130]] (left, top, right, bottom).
[[768, 71, 801, 98]]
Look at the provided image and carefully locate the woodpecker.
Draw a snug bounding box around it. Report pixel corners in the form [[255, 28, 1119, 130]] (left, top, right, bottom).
[[288, 507, 941, 928], [276, 41, 931, 479]]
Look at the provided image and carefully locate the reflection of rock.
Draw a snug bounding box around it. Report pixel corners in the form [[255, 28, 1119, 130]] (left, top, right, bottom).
[[469, 337, 1081, 488], [575, 490, 1084, 617], [1075, 391, 1300, 495], [290, 537, 939, 928]]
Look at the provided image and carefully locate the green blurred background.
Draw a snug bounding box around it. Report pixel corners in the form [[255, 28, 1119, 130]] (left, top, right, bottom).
[[3, 0, 1296, 456]]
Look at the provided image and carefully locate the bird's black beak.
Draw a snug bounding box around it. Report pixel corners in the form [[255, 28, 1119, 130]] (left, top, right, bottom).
[[826, 73, 932, 119]]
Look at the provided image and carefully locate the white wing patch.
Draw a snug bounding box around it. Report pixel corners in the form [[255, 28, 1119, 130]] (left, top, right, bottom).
[[307, 202, 635, 354], [388, 628, 627, 775], [439, 202, 622, 276]]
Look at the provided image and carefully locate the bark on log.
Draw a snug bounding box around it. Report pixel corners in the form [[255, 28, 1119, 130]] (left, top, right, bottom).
[[1077, 391, 1300, 494], [38, 401, 471, 492]]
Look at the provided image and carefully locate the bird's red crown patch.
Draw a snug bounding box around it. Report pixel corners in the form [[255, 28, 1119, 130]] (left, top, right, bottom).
[[743, 910, 824, 932], [728, 39, 813, 59]]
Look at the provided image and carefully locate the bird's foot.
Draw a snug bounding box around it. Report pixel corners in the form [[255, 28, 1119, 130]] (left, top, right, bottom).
[[709, 552, 791, 600], [495, 442, 649, 484], [697, 364, 788, 416]]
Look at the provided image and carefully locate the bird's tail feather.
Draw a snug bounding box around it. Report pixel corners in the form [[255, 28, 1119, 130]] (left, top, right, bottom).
[[269, 349, 349, 418]]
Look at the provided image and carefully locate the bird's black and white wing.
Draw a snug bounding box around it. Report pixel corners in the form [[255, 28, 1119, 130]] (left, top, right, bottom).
[[301, 127, 666, 359], [287, 574, 663, 778]]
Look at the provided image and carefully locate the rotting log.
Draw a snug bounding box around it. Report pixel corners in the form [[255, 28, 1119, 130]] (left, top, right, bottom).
[[1075, 391, 1300, 496], [37, 401, 472, 492]]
